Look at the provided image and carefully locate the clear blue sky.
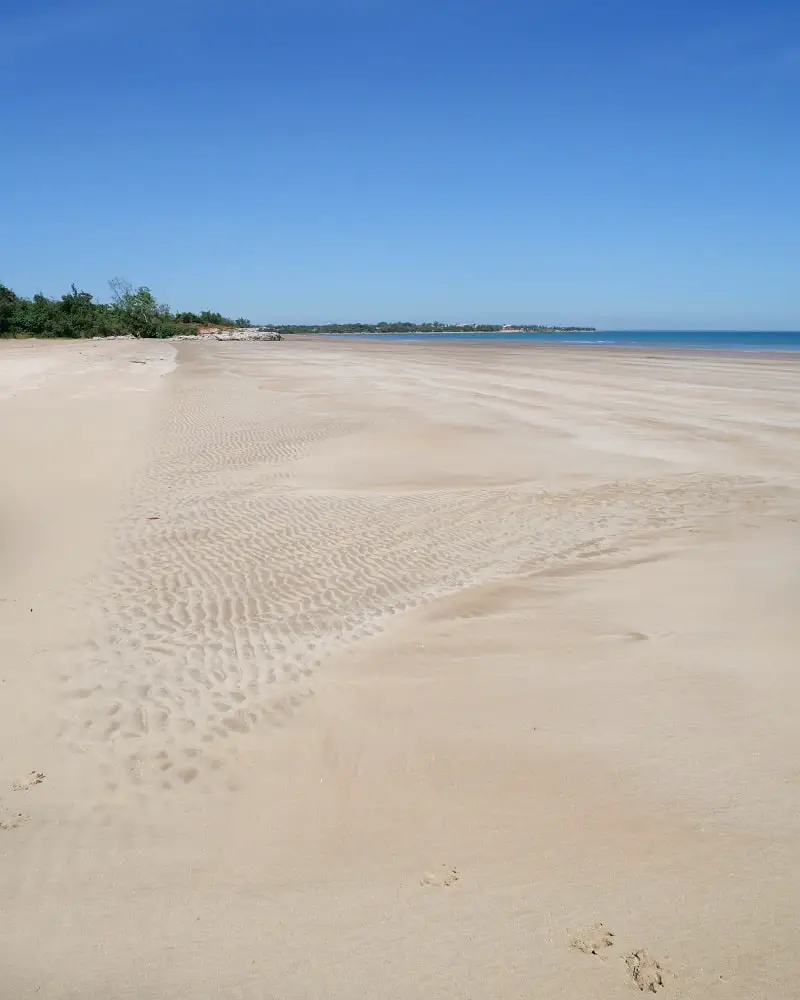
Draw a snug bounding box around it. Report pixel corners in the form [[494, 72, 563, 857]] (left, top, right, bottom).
[[1, 0, 798, 328]]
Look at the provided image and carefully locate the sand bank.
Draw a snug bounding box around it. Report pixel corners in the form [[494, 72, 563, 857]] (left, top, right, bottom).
[[1, 338, 799, 998]]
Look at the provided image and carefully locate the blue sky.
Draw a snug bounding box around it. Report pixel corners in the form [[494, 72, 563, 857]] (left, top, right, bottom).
[[1, 0, 798, 328]]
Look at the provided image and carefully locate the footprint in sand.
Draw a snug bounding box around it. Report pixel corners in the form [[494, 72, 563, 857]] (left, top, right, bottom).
[[0, 805, 28, 830], [420, 865, 461, 888], [12, 771, 45, 792], [626, 950, 664, 992], [569, 922, 615, 957]]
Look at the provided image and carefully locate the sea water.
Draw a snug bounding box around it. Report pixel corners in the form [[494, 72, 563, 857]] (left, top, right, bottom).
[[330, 330, 800, 351]]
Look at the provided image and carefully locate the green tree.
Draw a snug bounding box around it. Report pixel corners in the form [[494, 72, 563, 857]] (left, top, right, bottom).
[[0, 284, 19, 336], [109, 277, 170, 337]]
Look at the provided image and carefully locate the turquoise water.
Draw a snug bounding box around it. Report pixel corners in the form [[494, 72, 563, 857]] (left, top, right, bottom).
[[331, 330, 800, 351]]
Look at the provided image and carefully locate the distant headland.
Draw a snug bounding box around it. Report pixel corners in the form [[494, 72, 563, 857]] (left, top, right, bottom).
[[277, 323, 597, 335]]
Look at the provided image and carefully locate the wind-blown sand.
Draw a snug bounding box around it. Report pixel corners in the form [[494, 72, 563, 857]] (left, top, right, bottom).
[[1, 337, 799, 999]]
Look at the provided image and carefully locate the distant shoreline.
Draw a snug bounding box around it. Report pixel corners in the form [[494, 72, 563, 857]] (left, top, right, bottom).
[[313, 329, 800, 352], [316, 326, 597, 337]]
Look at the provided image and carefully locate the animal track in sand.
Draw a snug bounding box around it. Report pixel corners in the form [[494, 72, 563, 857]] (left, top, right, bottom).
[[12, 771, 45, 792], [569, 923, 615, 956], [569, 925, 665, 991], [420, 865, 461, 888], [0, 806, 28, 830], [626, 950, 665, 992]]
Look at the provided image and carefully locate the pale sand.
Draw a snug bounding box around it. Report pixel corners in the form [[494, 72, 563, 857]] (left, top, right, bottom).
[[1, 337, 799, 999]]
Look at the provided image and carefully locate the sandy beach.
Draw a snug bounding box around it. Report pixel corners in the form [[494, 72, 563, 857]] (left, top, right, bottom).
[[1, 336, 799, 999]]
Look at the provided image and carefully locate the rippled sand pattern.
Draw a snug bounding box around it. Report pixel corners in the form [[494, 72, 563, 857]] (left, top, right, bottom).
[[55, 342, 797, 791]]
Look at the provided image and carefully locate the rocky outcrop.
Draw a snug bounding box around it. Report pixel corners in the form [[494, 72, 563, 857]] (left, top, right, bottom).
[[169, 327, 282, 342]]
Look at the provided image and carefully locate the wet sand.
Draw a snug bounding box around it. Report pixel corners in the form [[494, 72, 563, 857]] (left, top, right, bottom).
[[1, 337, 799, 999]]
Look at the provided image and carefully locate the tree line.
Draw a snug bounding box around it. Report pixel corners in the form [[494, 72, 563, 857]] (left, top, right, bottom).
[[1, 280, 595, 339], [0, 279, 251, 339]]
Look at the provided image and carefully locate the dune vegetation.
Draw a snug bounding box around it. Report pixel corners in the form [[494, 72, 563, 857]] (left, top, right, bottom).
[[0, 279, 250, 339]]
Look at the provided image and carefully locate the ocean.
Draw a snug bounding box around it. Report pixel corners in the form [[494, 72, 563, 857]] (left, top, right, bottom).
[[330, 330, 800, 351]]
